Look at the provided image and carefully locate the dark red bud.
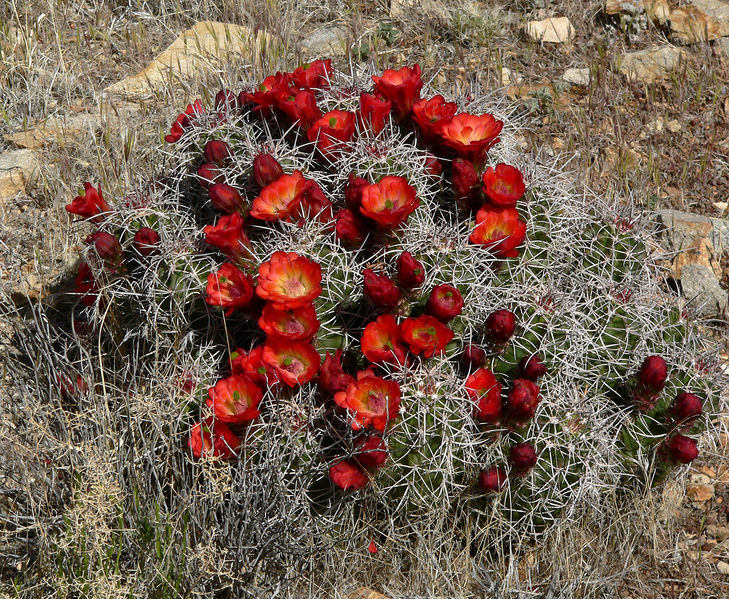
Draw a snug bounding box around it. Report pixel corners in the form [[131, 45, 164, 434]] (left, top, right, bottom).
[[208, 183, 245, 214], [509, 442, 538, 474], [518, 354, 547, 380], [638, 355, 668, 392], [396, 251, 425, 288], [661, 434, 699, 464], [335, 209, 369, 248], [203, 140, 232, 165], [215, 89, 237, 111], [461, 344, 486, 369], [85, 231, 123, 265], [506, 379, 540, 422], [197, 162, 224, 189], [363, 268, 402, 310], [426, 284, 464, 322], [253, 154, 284, 188], [133, 227, 160, 257], [424, 154, 443, 177], [668, 392, 702, 429], [478, 466, 507, 493], [452, 158, 481, 204], [485, 309, 516, 344], [319, 350, 355, 394], [354, 435, 388, 469], [345, 173, 369, 211]]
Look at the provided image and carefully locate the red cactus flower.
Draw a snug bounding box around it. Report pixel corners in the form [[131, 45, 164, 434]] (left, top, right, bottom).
[[85, 231, 123, 269], [482, 163, 526, 208], [396, 251, 425, 288], [345, 174, 369, 210], [668, 392, 703, 429], [203, 140, 232, 165], [230, 346, 279, 388], [372, 64, 423, 120], [209, 183, 246, 214], [205, 263, 255, 316], [363, 269, 402, 310], [188, 417, 241, 460], [132, 227, 160, 257], [307, 110, 357, 159], [333, 374, 401, 431], [253, 154, 284, 188], [518, 354, 548, 380], [258, 303, 320, 341], [319, 350, 356, 394], [203, 212, 252, 261], [452, 158, 482, 205], [66, 182, 110, 222], [275, 88, 322, 129], [661, 434, 699, 464], [505, 379, 540, 422], [197, 162, 224, 189], [485, 309, 516, 344], [250, 170, 308, 221], [478, 466, 508, 493], [462, 344, 486, 369], [290, 59, 333, 89], [262, 338, 321, 387], [330, 459, 369, 490], [165, 99, 204, 143], [354, 435, 388, 469], [294, 179, 334, 223], [469, 206, 527, 258], [245, 73, 290, 114], [335, 208, 369, 248], [359, 176, 420, 229], [401, 315, 454, 358], [439, 112, 503, 165], [361, 314, 408, 365], [509, 442, 538, 474], [256, 251, 322, 309], [426, 284, 464, 322], [466, 367, 502, 423], [412, 95, 457, 143], [206, 374, 263, 424], [633, 355, 668, 411], [358, 92, 392, 135], [74, 262, 98, 306]]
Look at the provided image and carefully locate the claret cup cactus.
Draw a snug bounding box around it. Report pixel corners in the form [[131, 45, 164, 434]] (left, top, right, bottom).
[[8, 58, 724, 597]]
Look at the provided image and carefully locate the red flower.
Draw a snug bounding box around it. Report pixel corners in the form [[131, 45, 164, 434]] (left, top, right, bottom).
[[633, 355, 668, 411], [354, 435, 388, 469], [330, 459, 369, 490], [396, 251, 425, 288], [188, 417, 240, 460], [345, 174, 369, 210], [197, 162, 224, 189], [262, 338, 321, 387], [256, 251, 322, 309], [505, 379, 540, 422], [85, 231, 123, 270], [518, 354, 548, 380], [203, 212, 252, 261], [307, 110, 357, 158], [333, 374, 401, 431], [668, 392, 703, 430], [133, 227, 160, 257], [485, 309, 516, 344], [401, 315, 454, 358], [165, 99, 204, 143], [275, 88, 322, 129], [452, 158, 482, 205], [361, 314, 408, 365], [209, 183, 246, 214], [250, 171, 306, 221], [359, 176, 419, 229], [319, 350, 356, 394], [478, 466, 507, 492], [230, 346, 279, 388], [461, 344, 486, 369], [205, 263, 255, 316], [358, 92, 392, 135], [294, 179, 334, 223], [482, 163, 526, 208], [66, 182, 110, 222], [661, 434, 699, 464], [372, 64, 423, 120], [469, 206, 527, 258], [245, 73, 290, 114], [290, 59, 333, 89], [203, 140, 232, 165], [206, 374, 262, 424], [440, 113, 503, 165], [335, 208, 369, 248], [368, 541, 378, 554], [412, 95, 457, 143], [74, 262, 98, 306], [509, 442, 538, 474], [252, 154, 284, 188], [426, 284, 464, 322], [363, 269, 402, 310], [258, 303, 320, 341], [465, 368, 502, 423]]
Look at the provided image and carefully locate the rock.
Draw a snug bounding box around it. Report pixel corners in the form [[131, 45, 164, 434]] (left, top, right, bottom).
[[716, 36, 729, 56], [0, 150, 40, 198], [668, 0, 729, 44], [524, 17, 575, 43], [501, 67, 513, 86], [717, 561, 729, 575], [680, 263, 728, 317], [104, 21, 274, 101], [618, 46, 685, 83], [562, 67, 590, 86], [4, 113, 100, 149], [645, 0, 672, 22], [687, 482, 715, 503], [707, 525, 729, 541], [347, 589, 392, 599], [300, 24, 348, 56], [605, 0, 644, 16], [658, 209, 729, 257]]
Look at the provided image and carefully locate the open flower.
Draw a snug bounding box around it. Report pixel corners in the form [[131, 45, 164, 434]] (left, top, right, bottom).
[[358, 92, 392, 135], [244, 73, 290, 114], [307, 110, 356, 158], [401, 315, 454, 358], [482, 163, 526, 208], [330, 459, 369, 490], [426, 284, 464, 322], [250, 171, 307, 221], [188, 417, 241, 460], [372, 64, 423, 119], [505, 379, 540, 423], [205, 263, 255, 315], [412, 95, 457, 144], [165, 99, 204, 143], [262, 338, 321, 386], [256, 251, 322, 308], [66, 182, 110, 222], [203, 212, 252, 261], [206, 374, 263, 424], [361, 314, 408, 365], [363, 269, 402, 310], [354, 435, 389, 469], [359, 176, 419, 229], [469, 206, 527, 258], [258, 303, 320, 341], [275, 88, 322, 129], [333, 374, 401, 431], [440, 112, 503, 165], [290, 59, 333, 89], [230, 346, 279, 388], [465, 367, 502, 423]]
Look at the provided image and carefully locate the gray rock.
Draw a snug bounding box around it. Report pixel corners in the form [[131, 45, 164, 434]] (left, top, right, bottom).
[[0, 149, 40, 199], [561, 67, 590, 86], [524, 17, 575, 43], [716, 36, 729, 57], [301, 25, 348, 57], [657, 209, 729, 254], [669, 0, 729, 44], [679, 263, 728, 317], [618, 45, 685, 83]]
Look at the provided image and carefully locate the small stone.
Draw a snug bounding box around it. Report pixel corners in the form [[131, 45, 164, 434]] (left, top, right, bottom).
[[301, 24, 348, 56], [666, 118, 681, 132], [717, 561, 729, 575], [347, 589, 392, 599], [525, 17, 575, 43], [562, 67, 590, 86], [680, 263, 728, 317], [687, 483, 714, 503], [645, 0, 672, 23], [605, 0, 643, 15], [501, 67, 512, 86], [0, 149, 40, 198], [707, 525, 729, 541], [618, 45, 686, 84]]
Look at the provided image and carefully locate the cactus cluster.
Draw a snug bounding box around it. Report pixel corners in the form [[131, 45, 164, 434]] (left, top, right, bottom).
[[14, 59, 723, 595]]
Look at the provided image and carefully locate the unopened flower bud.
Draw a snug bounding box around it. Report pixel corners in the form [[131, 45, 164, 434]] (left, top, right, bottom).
[[426, 284, 464, 322], [344, 174, 369, 210], [509, 442, 537, 474], [668, 392, 702, 429], [518, 353, 547, 380], [363, 269, 401, 310], [478, 466, 507, 493], [133, 227, 160, 257], [253, 154, 284, 188], [85, 231, 123, 267], [461, 344, 486, 369], [209, 183, 245, 214], [485, 309, 516, 344], [203, 140, 232, 165], [396, 251, 425, 288], [661, 434, 699, 464]]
